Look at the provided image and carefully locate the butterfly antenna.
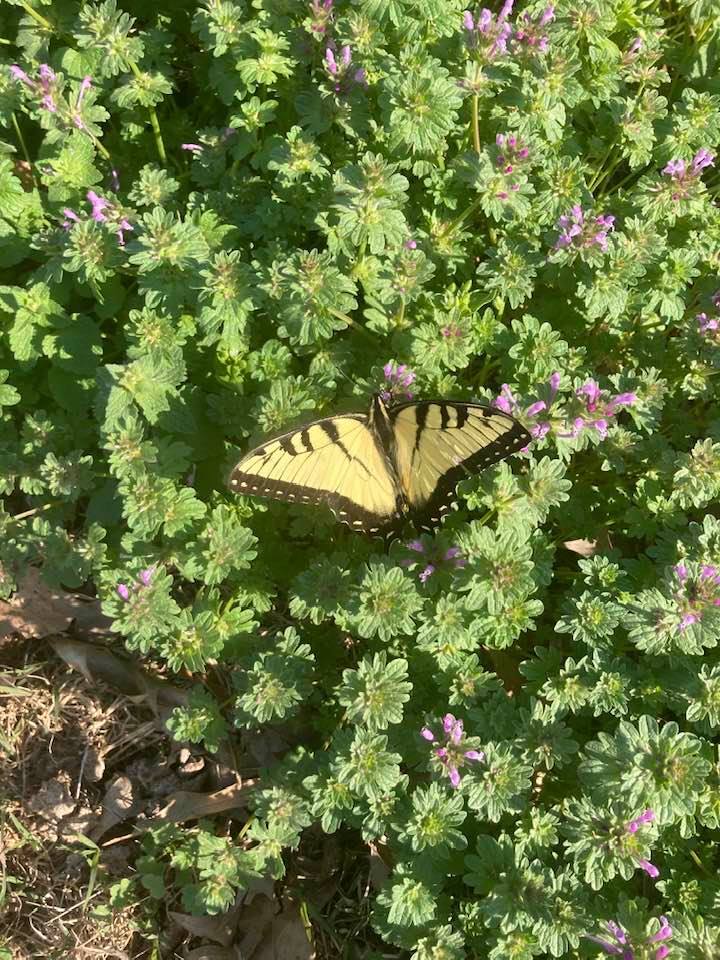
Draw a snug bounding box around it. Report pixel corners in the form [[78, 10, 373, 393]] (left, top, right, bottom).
[[331, 362, 361, 390]]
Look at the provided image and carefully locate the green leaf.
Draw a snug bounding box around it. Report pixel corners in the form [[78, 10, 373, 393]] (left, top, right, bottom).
[[0, 370, 20, 407]]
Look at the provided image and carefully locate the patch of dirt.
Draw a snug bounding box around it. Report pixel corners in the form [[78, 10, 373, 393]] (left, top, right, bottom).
[[0, 636, 198, 958]]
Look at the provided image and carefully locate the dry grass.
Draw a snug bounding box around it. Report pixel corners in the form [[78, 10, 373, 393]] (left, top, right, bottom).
[[0, 637, 159, 959]]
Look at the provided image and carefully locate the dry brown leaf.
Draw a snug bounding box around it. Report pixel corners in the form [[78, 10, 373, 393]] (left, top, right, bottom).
[[91, 775, 142, 840], [368, 842, 391, 891], [0, 567, 83, 639], [236, 896, 314, 960], [146, 779, 258, 826], [170, 897, 242, 946], [562, 538, 598, 557], [185, 948, 243, 960], [28, 773, 76, 821], [563, 529, 613, 557], [51, 637, 189, 709]]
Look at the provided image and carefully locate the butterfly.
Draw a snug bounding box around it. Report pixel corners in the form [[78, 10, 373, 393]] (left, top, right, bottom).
[[228, 394, 530, 533]]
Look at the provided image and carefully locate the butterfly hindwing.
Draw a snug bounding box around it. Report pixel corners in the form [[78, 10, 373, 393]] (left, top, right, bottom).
[[229, 414, 402, 532], [390, 401, 530, 518]]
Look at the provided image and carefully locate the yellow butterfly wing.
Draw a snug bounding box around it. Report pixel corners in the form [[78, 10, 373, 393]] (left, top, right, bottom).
[[390, 401, 530, 518], [229, 414, 402, 532]]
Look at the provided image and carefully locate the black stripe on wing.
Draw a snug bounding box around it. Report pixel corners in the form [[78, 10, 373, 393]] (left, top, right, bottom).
[[390, 400, 531, 522], [228, 414, 402, 533]]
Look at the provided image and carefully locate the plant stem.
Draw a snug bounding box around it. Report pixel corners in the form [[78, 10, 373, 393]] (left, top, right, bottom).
[[17, 0, 53, 31], [10, 111, 41, 192], [605, 161, 651, 196], [9, 501, 63, 524], [447, 196, 482, 237], [129, 62, 167, 164], [472, 94, 481, 156], [589, 140, 617, 191], [594, 153, 625, 194], [329, 307, 377, 344], [88, 130, 112, 162]]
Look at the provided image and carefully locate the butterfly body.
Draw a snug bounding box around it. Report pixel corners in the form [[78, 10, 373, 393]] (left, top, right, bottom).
[[229, 394, 530, 533]]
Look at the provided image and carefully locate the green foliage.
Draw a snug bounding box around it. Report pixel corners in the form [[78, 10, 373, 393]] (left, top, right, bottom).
[[3, 0, 720, 954]]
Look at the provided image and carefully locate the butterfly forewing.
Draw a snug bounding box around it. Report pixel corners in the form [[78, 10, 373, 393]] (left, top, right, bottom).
[[390, 401, 530, 516], [229, 414, 400, 532]]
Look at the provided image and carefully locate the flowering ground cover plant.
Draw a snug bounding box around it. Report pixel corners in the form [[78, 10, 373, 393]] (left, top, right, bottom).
[[1, 0, 720, 955]]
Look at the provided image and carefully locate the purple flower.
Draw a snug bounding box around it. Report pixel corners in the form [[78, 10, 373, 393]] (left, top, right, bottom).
[[37, 65, 57, 112], [402, 537, 465, 582], [585, 919, 630, 956], [421, 712, 484, 788], [181, 142, 204, 154], [649, 917, 672, 946], [492, 371, 561, 442], [561, 380, 636, 439], [691, 148, 714, 173], [555, 205, 615, 252], [604, 392, 637, 414], [309, 0, 333, 35], [628, 36, 643, 57], [87, 189, 109, 222], [69, 190, 133, 246], [495, 132, 530, 174], [79, 75, 92, 96], [624, 808, 660, 877], [493, 382, 518, 414], [115, 566, 156, 604], [116, 217, 133, 246], [61, 208, 80, 230], [462, 2, 514, 60], [323, 43, 366, 94], [663, 159, 685, 178], [672, 561, 720, 632], [38, 64, 56, 85], [586, 916, 672, 959], [380, 361, 416, 402], [10, 62, 58, 113], [441, 324, 463, 339], [662, 149, 714, 201], [73, 75, 92, 128], [639, 858, 660, 879], [9, 65, 33, 87], [627, 808, 655, 833], [513, 5, 555, 54], [698, 312, 719, 335], [494, 133, 530, 196], [404, 238, 417, 249], [679, 611, 700, 631]]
